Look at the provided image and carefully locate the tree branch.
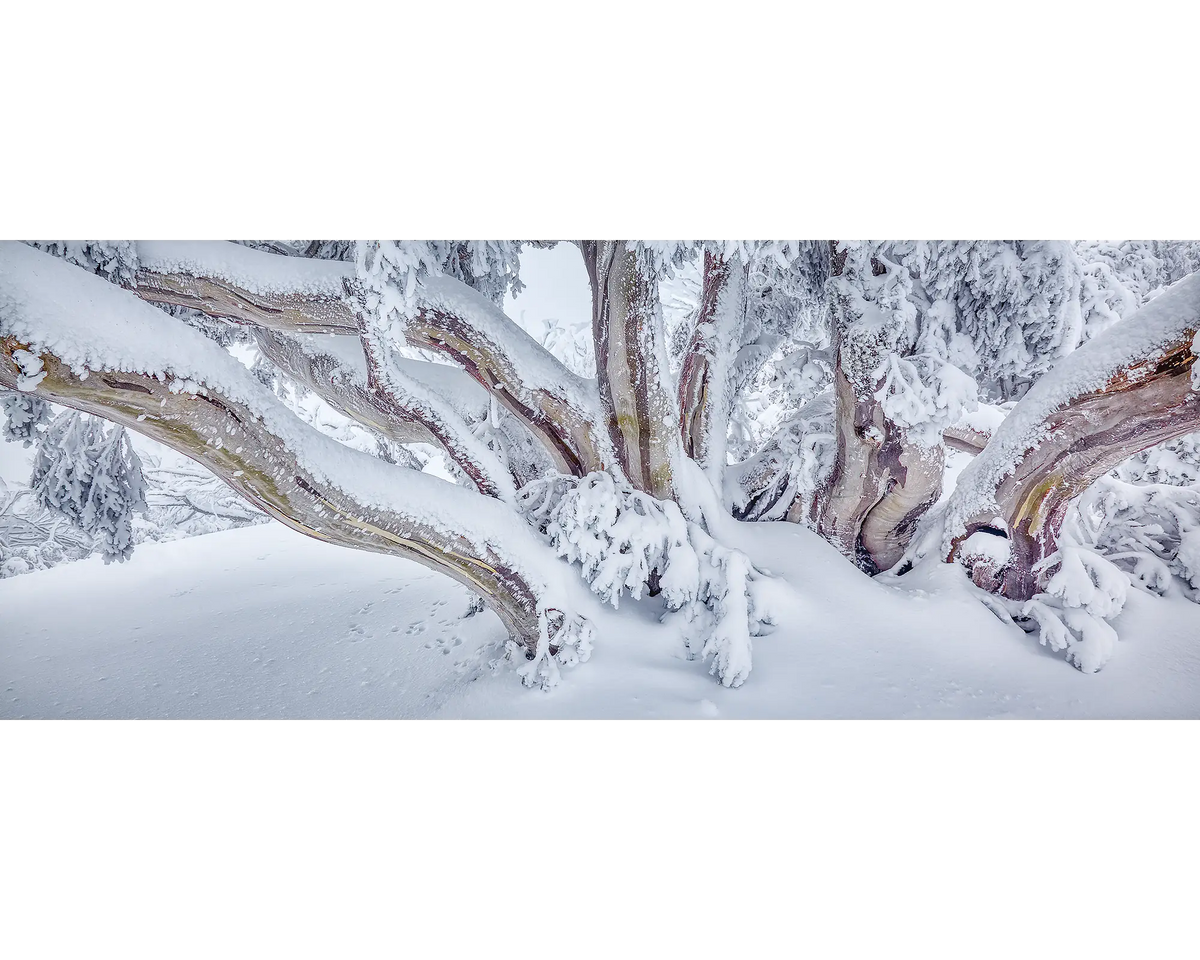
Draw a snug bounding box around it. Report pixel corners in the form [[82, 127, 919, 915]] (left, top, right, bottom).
[[944, 272, 1200, 599], [0, 242, 577, 650], [257, 328, 515, 501], [2, 338, 548, 645], [132, 242, 603, 479], [135, 241, 359, 334], [409, 273, 606, 478]]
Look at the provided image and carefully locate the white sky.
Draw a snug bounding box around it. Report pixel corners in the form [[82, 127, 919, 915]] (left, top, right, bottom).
[[503, 242, 592, 334]]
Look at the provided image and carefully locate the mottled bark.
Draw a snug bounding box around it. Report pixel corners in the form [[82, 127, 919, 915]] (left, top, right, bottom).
[[806, 243, 943, 573], [134, 264, 359, 335], [580, 241, 679, 499], [253, 329, 436, 447], [255, 329, 516, 499], [808, 362, 944, 572], [404, 305, 604, 479], [1, 336, 543, 650], [134, 246, 601, 481], [949, 332, 1200, 600]]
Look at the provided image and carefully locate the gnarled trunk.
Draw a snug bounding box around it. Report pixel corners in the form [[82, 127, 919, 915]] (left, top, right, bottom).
[[807, 243, 943, 573]]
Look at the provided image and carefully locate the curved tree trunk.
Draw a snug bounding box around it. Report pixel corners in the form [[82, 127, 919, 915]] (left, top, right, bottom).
[[945, 272, 1200, 600], [0, 338, 546, 649], [807, 243, 944, 573]]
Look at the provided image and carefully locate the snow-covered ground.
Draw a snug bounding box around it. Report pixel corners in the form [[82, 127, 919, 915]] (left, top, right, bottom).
[[5, 515, 1199, 718]]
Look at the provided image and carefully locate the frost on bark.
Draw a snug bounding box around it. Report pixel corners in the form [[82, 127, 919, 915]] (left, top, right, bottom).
[[807, 243, 944, 573], [0, 339, 547, 649], [678, 250, 750, 489], [0, 242, 593, 660], [943, 271, 1200, 600], [133, 242, 604, 481]]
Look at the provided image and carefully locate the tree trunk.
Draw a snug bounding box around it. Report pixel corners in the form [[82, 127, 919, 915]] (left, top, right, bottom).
[[807, 243, 943, 573], [580, 241, 679, 500], [678, 250, 749, 490]]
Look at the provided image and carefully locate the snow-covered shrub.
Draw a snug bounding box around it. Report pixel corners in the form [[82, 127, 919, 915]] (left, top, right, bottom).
[[0, 480, 95, 577], [519, 471, 775, 686], [30, 412, 147, 563], [1020, 543, 1129, 675], [1, 391, 51, 445], [873, 354, 978, 447], [78, 425, 147, 562], [728, 390, 837, 522], [519, 471, 698, 609], [1063, 433, 1200, 600], [511, 610, 597, 690], [30, 411, 103, 528], [679, 523, 779, 688]]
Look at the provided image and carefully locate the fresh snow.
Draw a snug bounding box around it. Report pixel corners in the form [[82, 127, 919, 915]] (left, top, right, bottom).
[[4, 516, 1199, 718], [136, 240, 353, 298]]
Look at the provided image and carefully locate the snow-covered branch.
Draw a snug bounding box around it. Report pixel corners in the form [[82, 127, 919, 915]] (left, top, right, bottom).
[[407, 273, 606, 478], [134, 241, 604, 481], [135, 241, 360, 334], [0, 242, 586, 658], [944, 271, 1200, 599], [257, 328, 515, 500]]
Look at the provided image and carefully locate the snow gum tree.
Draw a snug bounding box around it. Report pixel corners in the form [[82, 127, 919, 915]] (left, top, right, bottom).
[[4, 238, 1200, 683]]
